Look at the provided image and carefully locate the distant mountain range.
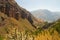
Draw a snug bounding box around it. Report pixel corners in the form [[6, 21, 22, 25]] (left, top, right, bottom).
[[31, 9, 60, 22]]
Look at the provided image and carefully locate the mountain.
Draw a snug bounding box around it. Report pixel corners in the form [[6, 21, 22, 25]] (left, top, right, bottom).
[[31, 9, 60, 22], [0, 0, 38, 40], [0, 0, 37, 30], [0, 0, 60, 40], [0, 0, 34, 25]]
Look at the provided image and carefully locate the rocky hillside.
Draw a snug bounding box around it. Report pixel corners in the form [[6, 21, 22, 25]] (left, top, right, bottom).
[[0, 0, 60, 40], [0, 0, 38, 40], [0, 0, 38, 27]]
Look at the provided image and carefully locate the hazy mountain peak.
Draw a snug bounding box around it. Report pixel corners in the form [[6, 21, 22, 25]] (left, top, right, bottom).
[[31, 9, 60, 22]]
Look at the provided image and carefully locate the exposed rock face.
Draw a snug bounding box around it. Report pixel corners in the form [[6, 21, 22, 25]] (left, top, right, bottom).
[[0, 0, 34, 26]]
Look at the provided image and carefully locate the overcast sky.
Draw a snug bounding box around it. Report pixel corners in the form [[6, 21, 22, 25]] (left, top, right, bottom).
[[15, 0, 60, 12]]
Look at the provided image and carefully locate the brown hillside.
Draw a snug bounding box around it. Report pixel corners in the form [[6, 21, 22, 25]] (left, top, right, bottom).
[[0, 0, 37, 27], [0, 0, 37, 34]]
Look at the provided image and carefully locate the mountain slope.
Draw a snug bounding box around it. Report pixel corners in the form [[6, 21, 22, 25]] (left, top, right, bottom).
[[0, 12, 35, 33], [34, 19, 60, 40], [0, 0, 37, 27], [0, 0, 60, 40], [0, 0, 37, 30], [0, 0, 37, 39], [31, 9, 60, 22]]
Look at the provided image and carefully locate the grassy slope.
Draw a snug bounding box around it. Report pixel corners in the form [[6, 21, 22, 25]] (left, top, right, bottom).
[[34, 20, 60, 40], [0, 12, 35, 39], [0, 12, 60, 40]]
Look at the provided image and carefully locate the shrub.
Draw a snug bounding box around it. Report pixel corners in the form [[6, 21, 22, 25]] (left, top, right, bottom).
[[0, 36, 3, 40]]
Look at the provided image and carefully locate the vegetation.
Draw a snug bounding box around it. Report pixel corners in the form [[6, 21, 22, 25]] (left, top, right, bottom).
[[0, 0, 60, 40], [0, 36, 3, 40], [0, 12, 35, 40], [50, 19, 60, 33]]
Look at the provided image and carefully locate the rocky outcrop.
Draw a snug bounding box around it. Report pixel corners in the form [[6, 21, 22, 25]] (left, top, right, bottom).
[[0, 0, 35, 27]]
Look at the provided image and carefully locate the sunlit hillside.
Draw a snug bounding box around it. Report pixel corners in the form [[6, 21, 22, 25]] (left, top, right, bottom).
[[34, 19, 60, 40], [0, 0, 60, 40]]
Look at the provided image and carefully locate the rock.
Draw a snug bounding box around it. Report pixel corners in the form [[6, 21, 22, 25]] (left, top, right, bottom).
[[0, 0, 35, 26]]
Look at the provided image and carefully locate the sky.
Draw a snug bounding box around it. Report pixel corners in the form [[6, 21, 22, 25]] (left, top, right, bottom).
[[15, 0, 60, 12]]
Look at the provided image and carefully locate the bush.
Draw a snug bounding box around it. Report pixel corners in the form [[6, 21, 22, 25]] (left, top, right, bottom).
[[51, 20, 60, 33], [0, 36, 3, 40]]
